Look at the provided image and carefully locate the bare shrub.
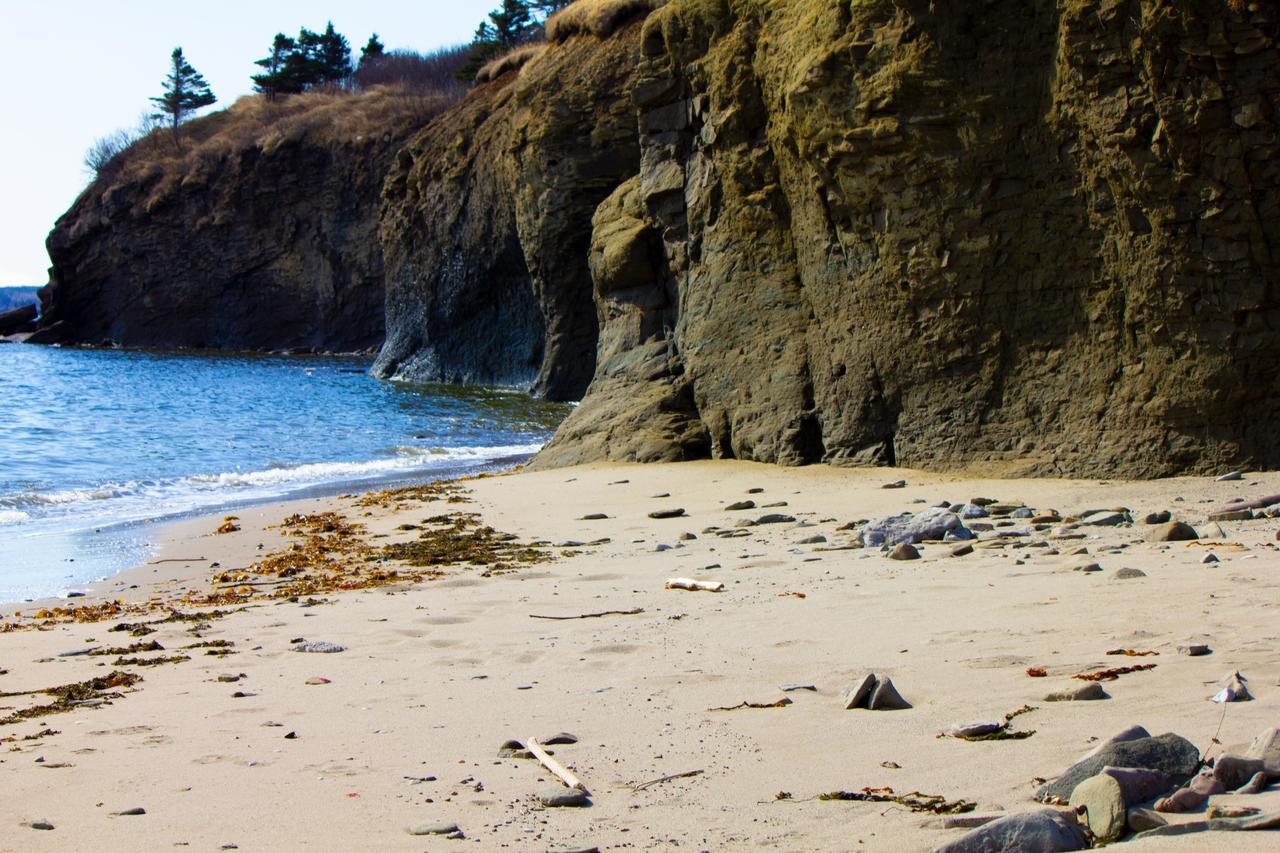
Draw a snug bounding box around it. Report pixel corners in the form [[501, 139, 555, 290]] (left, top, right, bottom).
[[353, 46, 469, 96]]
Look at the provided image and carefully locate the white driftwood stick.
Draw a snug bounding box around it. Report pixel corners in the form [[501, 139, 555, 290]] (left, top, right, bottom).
[[527, 736, 587, 792], [665, 578, 725, 592]]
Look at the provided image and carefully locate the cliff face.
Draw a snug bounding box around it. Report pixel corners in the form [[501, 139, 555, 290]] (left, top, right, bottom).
[[374, 27, 644, 400], [35, 93, 427, 353], [536, 0, 1280, 476]]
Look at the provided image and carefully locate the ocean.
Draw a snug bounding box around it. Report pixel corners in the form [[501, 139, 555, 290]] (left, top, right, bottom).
[[0, 344, 570, 602]]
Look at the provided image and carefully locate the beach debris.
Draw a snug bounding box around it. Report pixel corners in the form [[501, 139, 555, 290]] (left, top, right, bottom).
[[1036, 731, 1199, 803], [113, 655, 189, 667], [665, 578, 723, 592], [527, 736, 587, 792], [1144, 521, 1198, 542], [631, 769, 704, 791], [842, 673, 910, 711], [291, 641, 345, 654], [1044, 682, 1107, 702], [1211, 671, 1251, 703], [406, 821, 461, 836], [529, 608, 643, 621], [934, 808, 1083, 852], [778, 591, 806, 599], [1208, 804, 1262, 820], [815, 787, 975, 815], [1105, 648, 1158, 657], [89, 641, 164, 656], [888, 543, 920, 560], [648, 508, 686, 519], [539, 786, 590, 807], [710, 698, 792, 711], [860, 507, 965, 546], [780, 683, 817, 692], [304, 677, 330, 685], [1072, 663, 1156, 681], [0, 670, 142, 725], [1026, 667, 1048, 678], [216, 517, 241, 534], [1070, 773, 1126, 841], [881, 761, 902, 770], [1217, 470, 1244, 482]]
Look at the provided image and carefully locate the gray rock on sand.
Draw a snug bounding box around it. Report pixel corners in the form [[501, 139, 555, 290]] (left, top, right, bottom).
[[1155, 768, 1223, 813], [843, 674, 877, 710], [1101, 766, 1174, 804], [1217, 470, 1244, 482], [1036, 732, 1199, 803], [1214, 754, 1266, 790], [1245, 726, 1280, 777], [1044, 682, 1106, 702], [1142, 511, 1172, 525], [648, 508, 686, 519], [797, 535, 827, 545], [950, 544, 974, 557], [1113, 568, 1147, 580], [538, 787, 590, 807], [1234, 771, 1268, 794], [1178, 643, 1211, 656], [291, 641, 345, 654], [1127, 807, 1167, 832], [1069, 773, 1126, 842], [1080, 511, 1127, 526], [889, 543, 921, 561], [1144, 521, 1198, 542], [861, 507, 965, 546], [724, 501, 755, 511], [407, 821, 461, 836], [882, 480, 907, 489], [1210, 671, 1251, 703], [29, 820, 54, 831], [943, 721, 1005, 739], [755, 513, 795, 525], [843, 673, 910, 710], [541, 732, 578, 745], [932, 808, 1088, 853]]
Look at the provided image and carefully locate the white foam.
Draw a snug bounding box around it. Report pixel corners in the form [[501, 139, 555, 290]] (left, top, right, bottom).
[[0, 509, 30, 525]]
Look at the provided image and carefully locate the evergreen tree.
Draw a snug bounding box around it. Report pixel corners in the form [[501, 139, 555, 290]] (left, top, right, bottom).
[[358, 33, 386, 72], [150, 47, 217, 129], [252, 33, 296, 98], [489, 0, 534, 47], [313, 22, 352, 84]]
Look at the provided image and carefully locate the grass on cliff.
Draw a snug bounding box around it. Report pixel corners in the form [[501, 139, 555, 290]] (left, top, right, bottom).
[[475, 44, 549, 82], [546, 0, 667, 43], [94, 82, 463, 202]]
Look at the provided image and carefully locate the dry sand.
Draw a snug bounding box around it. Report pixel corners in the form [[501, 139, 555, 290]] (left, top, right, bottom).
[[1, 460, 1279, 851]]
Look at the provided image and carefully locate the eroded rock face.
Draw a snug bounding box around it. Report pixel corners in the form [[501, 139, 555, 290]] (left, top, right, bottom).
[[540, 0, 1280, 476], [39, 125, 400, 353], [374, 28, 645, 401]]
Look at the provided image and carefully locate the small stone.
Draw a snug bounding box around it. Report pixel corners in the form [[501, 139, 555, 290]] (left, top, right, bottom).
[[1213, 754, 1266, 790], [580, 513, 608, 520], [1012, 508, 1035, 519], [1070, 773, 1126, 842], [1234, 771, 1267, 794], [1178, 643, 1211, 656], [747, 487, 764, 494], [1143, 511, 1172, 525], [1216, 470, 1244, 481], [1207, 804, 1261, 819], [755, 513, 795, 525], [678, 532, 696, 541], [305, 676, 331, 685], [888, 543, 920, 561], [407, 821, 461, 836], [1202, 553, 1219, 564], [1113, 568, 1147, 580], [1210, 671, 1251, 703], [1144, 521, 1197, 542], [497, 739, 525, 758], [541, 732, 578, 745], [538, 787, 589, 807], [943, 721, 1005, 738], [1127, 807, 1167, 833], [1081, 511, 1127, 526], [1075, 562, 1103, 573], [112, 807, 146, 816], [724, 501, 755, 511], [648, 508, 686, 519], [1198, 521, 1227, 539], [1044, 682, 1107, 702], [797, 535, 827, 545], [291, 641, 345, 654], [780, 683, 817, 692], [1209, 508, 1253, 522], [29, 820, 54, 831], [868, 676, 910, 710], [950, 543, 974, 557], [882, 480, 907, 489]]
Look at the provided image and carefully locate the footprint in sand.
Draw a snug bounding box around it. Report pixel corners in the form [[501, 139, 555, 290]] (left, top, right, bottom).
[[419, 615, 472, 626], [585, 644, 641, 655]]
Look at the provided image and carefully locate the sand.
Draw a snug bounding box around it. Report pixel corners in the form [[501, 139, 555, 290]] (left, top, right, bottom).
[[1, 460, 1279, 851]]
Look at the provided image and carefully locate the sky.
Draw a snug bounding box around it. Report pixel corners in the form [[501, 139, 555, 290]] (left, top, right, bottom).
[[0, 1, 498, 286]]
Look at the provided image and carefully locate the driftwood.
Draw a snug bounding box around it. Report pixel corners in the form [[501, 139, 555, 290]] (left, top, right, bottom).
[[527, 736, 587, 792], [529, 608, 644, 621], [632, 769, 704, 791], [665, 578, 724, 592], [148, 558, 207, 564]]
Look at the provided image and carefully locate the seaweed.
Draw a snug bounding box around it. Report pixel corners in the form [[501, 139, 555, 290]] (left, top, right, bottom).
[[1073, 663, 1157, 681], [112, 655, 189, 667], [90, 641, 165, 656], [813, 787, 977, 814], [0, 671, 142, 725]]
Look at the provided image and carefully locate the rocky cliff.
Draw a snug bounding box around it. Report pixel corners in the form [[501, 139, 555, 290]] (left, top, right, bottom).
[[531, 0, 1280, 476], [34, 90, 439, 353]]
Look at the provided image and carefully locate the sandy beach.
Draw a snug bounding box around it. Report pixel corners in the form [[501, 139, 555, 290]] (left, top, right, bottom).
[[2, 460, 1279, 851]]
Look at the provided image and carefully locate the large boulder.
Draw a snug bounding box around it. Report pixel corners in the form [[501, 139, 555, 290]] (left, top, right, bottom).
[[1037, 733, 1200, 803], [933, 808, 1088, 852]]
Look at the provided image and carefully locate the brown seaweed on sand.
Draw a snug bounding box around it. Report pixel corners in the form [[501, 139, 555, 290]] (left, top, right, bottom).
[[0, 671, 142, 725]]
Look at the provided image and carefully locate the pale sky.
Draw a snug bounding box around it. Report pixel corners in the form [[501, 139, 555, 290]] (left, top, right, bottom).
[[0, 1, 498, 285]]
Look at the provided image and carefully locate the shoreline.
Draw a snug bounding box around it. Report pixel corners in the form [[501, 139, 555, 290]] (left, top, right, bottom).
[[1, 460, 1278, 850]]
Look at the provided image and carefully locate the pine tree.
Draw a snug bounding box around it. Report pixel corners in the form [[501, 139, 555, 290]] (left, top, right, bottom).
[[489, 0, 534, 47], [313, 22, 352, 85], [358, 34, 386, 70], [252, 33, 296, 98], [150, 48, 217, 130]]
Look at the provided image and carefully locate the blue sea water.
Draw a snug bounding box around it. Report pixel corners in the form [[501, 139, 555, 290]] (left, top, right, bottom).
[[0, 344, 570, 602]]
